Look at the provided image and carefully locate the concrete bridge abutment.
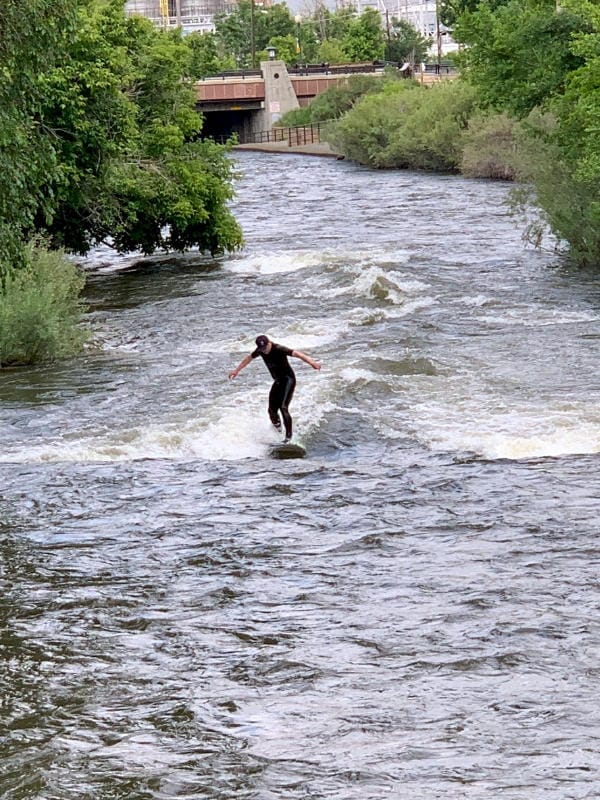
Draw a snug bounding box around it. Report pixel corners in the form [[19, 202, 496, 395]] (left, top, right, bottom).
[[251, 60, 299, 134]]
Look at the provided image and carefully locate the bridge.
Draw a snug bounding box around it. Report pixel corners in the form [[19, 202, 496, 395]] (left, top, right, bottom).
[[196, 61, 453, 143]]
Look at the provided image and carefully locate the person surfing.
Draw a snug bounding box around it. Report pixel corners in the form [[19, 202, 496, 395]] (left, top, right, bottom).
[[229, 335, 321, 442]]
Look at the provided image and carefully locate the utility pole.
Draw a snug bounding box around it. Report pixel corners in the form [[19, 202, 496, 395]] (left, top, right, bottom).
[[435, 0, 442, 68], [386, 8, 391, 55], [250, 0, 256, 69]]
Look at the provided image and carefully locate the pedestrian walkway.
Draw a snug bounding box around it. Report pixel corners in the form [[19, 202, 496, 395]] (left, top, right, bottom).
[[233, 141, 339, 158]]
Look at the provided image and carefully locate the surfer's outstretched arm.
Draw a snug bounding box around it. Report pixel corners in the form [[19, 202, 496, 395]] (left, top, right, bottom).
[[291, 350, 321, 370], [229, 354, 252, 379]]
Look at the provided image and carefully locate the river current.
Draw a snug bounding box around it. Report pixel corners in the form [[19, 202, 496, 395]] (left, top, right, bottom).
[[1, 152, 600, 799]]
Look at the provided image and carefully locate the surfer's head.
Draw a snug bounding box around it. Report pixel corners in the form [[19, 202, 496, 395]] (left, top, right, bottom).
[[255, 335, 270, 352]]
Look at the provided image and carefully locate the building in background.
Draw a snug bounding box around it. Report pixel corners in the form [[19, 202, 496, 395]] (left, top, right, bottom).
[[341, 0, 457, 57], [125, 0, 238, 34], [125, 0, 456, 56]]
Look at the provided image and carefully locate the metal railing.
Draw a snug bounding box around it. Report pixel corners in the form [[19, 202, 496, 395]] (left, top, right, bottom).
[[201, 61, 457, 83], [204, 69, 263, 81], [239, 122, 327, 147], [289, 62, 389, 77]]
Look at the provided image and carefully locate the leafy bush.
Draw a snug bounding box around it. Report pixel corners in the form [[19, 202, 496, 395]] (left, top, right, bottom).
[[509, 110, 600, 266], [277, 74, 389, 129], [460, 111, 518, 180], [327, 80, 478, 170], [0, 243, 87, 367], [277, 106, 313, 127], [309, 74, 387, 122]]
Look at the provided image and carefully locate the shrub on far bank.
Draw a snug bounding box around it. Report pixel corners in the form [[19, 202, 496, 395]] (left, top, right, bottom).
[[0, 244, 87, 368], [309, 74, 387, 122], [327, 80, 478, 170], [277, 73, 391, 128], [277, 106, 313, 127], [460, 111, 519, 180]]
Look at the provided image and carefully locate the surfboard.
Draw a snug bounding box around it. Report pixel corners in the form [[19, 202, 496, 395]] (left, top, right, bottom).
[[269, 442, 306, 459]]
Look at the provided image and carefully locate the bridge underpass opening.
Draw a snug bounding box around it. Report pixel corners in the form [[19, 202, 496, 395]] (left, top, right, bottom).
[[200, 109, 258, 143]]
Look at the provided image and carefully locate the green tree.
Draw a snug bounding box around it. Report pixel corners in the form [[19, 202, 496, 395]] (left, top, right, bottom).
[[214, 2, 251, 67], [0, 0, 88, 365], [512, 0, 600, 264], [214, 1, 295, 68], [554, 0, 600, 184], [453, 0, 587, 117], [316, 39, 349, 65], [261, 3, 296, 41], [296, 19, 319, 63], [342, 8, 385, 62], [38, 0, 242, 256], [384, 18, 430, 64], [452, 0, 600, 264], [440, 0, 510, 28], [186, 31, 235, 78], [0, 0, 77, 274], [301, 5, 376, 63], [322, 6, 357, 41], [258, 35, 299, 66], [0, 0, 242, 365]]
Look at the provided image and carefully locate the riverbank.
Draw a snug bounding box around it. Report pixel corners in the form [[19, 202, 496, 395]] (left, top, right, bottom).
[[233, 141, 340, 158]]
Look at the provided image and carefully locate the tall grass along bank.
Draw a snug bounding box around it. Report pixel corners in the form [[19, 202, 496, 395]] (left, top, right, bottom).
[[0, 244, 87, 368]]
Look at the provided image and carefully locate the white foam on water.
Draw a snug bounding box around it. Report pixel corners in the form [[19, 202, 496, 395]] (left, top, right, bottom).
[[385, 295, 438, 318], [475, 307, 598, 328], [478, 426, 600, 460], [0, 364, 335, 464], [346, 307, 388, 327], [328, 266, 431, 308], [458, 294, 496, 308], [0, 426, 186, 464], [185, 405, 280, 460], [409, 398, 600, 460], [77, 241, 183, 274], [193, 367, 337, 459], [339, 367, 380, 385], [0, 417, 270, 464], [272, 318, 349, 350], [224, 250, 323, 275], [319, 247, 412, 271], [343, 296, 436, 326], [183, 313, 348, 359]]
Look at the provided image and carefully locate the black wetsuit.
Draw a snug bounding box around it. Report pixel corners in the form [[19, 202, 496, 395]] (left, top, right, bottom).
[[252, 343, 296, 439]]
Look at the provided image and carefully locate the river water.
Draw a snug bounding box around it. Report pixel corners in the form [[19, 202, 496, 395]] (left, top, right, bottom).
[[1, 152, 600, 799]]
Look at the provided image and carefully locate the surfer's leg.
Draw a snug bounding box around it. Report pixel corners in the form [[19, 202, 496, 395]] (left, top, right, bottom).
[[268, 381, 282, 430], [280, 377, 296, 440]]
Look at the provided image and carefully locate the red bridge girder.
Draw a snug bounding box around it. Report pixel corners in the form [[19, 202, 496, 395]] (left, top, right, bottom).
[[195, 73, 357, 106]]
